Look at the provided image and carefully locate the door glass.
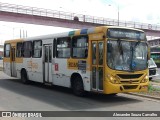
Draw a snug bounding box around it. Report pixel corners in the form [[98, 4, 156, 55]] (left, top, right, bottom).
[[91, 41, 104, 91], [12, 48, 15, 61], [92, 67, 96, 89], [92, 43, 96, 65], [98, 42, 103, 65], [98, 67, 103, 90], [45, 46, 49, 62], [49, 46, 52, 63]]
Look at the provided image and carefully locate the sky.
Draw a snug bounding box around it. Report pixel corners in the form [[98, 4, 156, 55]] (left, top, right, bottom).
[[0, 0, 160, 44]]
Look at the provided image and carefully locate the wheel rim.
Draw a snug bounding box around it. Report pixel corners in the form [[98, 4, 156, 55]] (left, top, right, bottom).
[[21, 71, 27, 83], [74, 80, 84, 95]]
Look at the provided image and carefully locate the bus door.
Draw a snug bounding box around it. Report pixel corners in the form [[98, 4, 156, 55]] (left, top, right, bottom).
[[91, 41, 104, 91], [11, 47, 16, 77], [43, 44, 52, 83]]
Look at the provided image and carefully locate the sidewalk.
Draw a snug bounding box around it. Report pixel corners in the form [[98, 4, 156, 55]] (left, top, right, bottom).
[[128, 78, 160, 101], [0, 71, 15, 79]]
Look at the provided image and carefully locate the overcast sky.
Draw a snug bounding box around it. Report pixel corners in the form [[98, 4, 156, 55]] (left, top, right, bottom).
[[0, 0, 160, 44]]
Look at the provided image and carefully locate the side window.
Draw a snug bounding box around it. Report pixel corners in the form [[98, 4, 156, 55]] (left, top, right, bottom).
[[72, 35, 88, 58], [16, 42, 23, 57], [23, 41, 32, 58], [33, 40, 42, 58], [4, 43, 10, 57], [53, 39, 56, 58], [56, 37, 71, 58]]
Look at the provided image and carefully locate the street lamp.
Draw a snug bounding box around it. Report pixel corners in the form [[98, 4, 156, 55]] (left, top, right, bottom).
[[108, 4, 119, 26], [1, 25, 27, 38], [117, 5, 119, 26]]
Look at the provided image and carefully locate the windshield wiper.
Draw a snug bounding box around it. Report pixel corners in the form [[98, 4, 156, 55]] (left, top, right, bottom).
[[117, 38, 127, 70], [117, 38, 124, 58], [130, 46, 135, 72], [130, 40, 141, 71], [135, 40, 141, 48]]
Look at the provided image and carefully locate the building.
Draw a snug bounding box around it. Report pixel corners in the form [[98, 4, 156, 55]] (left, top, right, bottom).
[[148, 38, 160, 47]]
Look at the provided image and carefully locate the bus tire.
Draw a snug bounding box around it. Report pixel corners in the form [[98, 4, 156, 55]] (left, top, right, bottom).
[[72, 77, 85, 96], [21, 70, 29, 84]]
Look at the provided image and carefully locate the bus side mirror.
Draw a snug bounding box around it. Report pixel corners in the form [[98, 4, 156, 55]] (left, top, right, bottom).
[[107, 43, 112, 53]]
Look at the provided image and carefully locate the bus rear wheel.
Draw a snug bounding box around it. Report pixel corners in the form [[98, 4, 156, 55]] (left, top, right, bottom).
[[21, 70, 29, 84], [72, 77, 85, 96]]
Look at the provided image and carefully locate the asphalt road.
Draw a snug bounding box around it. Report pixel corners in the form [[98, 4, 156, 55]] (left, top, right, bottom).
[[0, 72, 160, 120]]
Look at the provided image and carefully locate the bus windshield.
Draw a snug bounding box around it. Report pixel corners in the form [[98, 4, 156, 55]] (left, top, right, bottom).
[[107, 40, 148, 71]]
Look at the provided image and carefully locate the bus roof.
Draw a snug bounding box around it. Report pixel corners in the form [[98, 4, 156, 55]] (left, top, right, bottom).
[[24, 26, 106, 41], [4, 26, 145, 42], [24, 26, 144, 41]]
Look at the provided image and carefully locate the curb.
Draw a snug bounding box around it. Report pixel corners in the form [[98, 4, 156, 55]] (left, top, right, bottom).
[[126, 92, 160, 101]]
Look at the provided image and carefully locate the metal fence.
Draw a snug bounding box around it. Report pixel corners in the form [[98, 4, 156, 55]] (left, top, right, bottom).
[[0, 2, 160, 31]]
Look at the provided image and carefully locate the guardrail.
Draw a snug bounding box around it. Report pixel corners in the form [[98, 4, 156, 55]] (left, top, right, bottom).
[[0, 2, 160, 31]]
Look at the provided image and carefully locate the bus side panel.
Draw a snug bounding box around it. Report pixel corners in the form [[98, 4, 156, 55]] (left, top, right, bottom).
[[22, 58, 32, 81], [53, 59, 70, 87], [3, 58, 11, 76], [15, 58, 23, 79], [67, 58, 91, 92], [51, 44, 91, 91], [16, 63, 22, 79], [53, 58, 91, 91], [29, 58, 43, 83]]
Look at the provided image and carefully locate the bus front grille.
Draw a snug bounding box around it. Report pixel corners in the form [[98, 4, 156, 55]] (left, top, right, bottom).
[[120, 80, 139, 84], [117, 74, 143, 79]]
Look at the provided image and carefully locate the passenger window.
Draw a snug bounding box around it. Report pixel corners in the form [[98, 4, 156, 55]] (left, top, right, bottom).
[[16, 42, 23, 57], [33, 40, 42, 58], [56, 37, 71, 58], [72, 35, 88, 58], [4, 43, 10, 57], [53, 39, 56, 58], [23, 41, 32, 58]]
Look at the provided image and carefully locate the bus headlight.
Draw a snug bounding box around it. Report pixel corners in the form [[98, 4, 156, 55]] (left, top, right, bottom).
[[141, 75, 148, 83], [109, 76, 119, 84]]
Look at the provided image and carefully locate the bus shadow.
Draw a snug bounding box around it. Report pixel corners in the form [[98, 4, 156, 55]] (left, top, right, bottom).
[[0, 79, 143, 110]]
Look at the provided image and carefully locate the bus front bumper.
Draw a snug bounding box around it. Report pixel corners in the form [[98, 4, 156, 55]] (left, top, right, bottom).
[[103, 81, 149, 94]]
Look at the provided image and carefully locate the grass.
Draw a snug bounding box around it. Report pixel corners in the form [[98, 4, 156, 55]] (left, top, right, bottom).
[[148, 84, 160, 92], [135, 84, 160, 98]]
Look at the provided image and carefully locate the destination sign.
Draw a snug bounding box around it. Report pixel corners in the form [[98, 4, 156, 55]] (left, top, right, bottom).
[[107, 28, 146, 40]]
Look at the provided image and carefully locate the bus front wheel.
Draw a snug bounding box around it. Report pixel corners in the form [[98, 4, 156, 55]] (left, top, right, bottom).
[[21, 70, 29, 84], [72, 77, 85, 96]]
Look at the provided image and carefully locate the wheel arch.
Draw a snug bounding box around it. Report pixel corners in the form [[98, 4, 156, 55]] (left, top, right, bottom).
[[70, 72, 83, 88], [20, 68, 28, 79]]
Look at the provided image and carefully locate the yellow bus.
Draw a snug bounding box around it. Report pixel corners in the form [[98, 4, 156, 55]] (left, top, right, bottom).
[[3, 26, 149, 96]]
